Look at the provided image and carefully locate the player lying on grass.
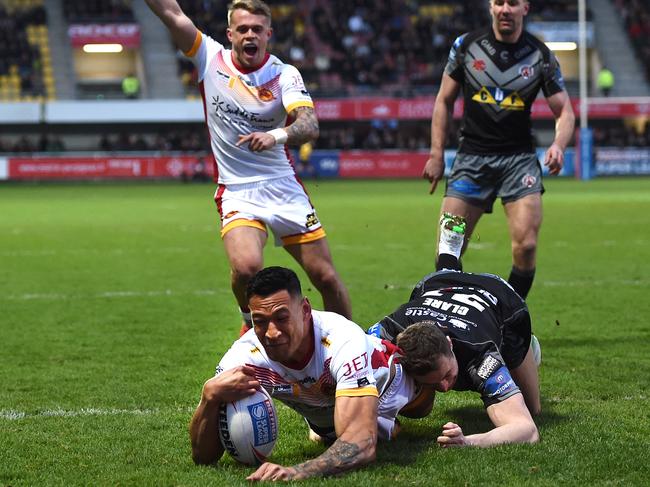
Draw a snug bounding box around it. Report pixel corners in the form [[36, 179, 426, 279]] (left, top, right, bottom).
[[190, 266, 433, 481], [368, 214, 541, 447]]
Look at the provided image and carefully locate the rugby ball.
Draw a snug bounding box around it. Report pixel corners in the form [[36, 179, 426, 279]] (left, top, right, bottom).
[[218, 388, 278, 465]]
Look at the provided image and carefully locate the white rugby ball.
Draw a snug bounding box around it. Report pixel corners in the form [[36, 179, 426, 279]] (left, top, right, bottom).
[[218, 388, 278, 465]]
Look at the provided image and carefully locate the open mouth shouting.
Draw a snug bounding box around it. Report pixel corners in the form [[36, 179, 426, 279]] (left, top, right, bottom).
[[243, 43, 259, 58]]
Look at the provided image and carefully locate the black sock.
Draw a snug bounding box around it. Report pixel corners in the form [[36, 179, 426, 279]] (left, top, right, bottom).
[[508, 266, 536, 299], [437, 253, 462, 272]]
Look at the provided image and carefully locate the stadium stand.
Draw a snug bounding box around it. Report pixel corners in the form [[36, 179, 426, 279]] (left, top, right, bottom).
[[0, 0, 52, 101], [62, 0, 134, 22], [617, 0, 650, 83], [1, 0, 650, 184]]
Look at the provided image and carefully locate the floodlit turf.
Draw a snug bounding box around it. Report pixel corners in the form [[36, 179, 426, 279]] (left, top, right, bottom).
[[1, 178, 649, 486]]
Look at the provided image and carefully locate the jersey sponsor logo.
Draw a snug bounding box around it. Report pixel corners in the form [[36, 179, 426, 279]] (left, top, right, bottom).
[[271, 384, 293, 395], [305, 212, 320, 228], [224, 210, 239, 219], [519, 65, 534, 79], [514, 44, 534, 60], [357, 377, 371, 387], [449, 179, 481, 196], [257, 88, 275, 102], [448, 318, 471, 330], [210, 95, 275, 126], [342, 352, 369, 377], [480, 38, 496, 56], [483, 366, 515, 397], [477, 355, 501, 380], [288, 74, 306, 90], [521, 174, 537, 187], [471, 87, 525, 111], [216, 70, 231, 82]]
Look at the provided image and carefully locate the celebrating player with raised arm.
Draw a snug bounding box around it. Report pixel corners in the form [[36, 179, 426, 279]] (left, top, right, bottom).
[[190, 267, 432, 481], [145, 0, 351, 332]]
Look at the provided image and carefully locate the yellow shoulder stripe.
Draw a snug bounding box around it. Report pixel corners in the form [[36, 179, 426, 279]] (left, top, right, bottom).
[[185, 30, 202, 57], [335, 386, 379, 398]]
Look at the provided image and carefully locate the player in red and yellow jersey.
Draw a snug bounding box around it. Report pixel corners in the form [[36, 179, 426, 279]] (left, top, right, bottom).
[[146, 0, 351, 330]]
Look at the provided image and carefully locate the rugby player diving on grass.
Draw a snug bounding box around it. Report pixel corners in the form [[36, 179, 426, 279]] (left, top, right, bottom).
[[190, 266, 433, 481], [367, 214, 541, 447]]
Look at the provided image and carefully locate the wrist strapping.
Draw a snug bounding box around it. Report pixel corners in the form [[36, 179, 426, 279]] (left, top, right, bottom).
[[267, 128, 288, 145]]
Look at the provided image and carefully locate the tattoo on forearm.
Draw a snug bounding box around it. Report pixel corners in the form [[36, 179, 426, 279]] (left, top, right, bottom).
[[285, 107, 319, 145], [291, 438, 369, 479]]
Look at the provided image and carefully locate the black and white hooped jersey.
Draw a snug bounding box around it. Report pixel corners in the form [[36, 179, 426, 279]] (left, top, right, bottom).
[[369, 270, 531, 407], [445, 27, 566, 155]]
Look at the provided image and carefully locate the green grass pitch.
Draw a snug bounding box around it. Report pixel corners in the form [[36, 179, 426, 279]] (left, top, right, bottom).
[[1, 178, 649, 486]]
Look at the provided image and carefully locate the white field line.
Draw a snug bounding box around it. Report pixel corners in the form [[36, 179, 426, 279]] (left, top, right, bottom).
[[3, 288, 231, 301], [542, 279, 650, 287], [5, 276, 650, 303], [0, 403, 296, 421], [0, 247, 201, 258], [0, 406, 195, 421]]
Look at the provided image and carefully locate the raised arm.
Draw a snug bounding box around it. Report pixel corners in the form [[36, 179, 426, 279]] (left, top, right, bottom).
[[247, 394, 378, 481], [437, 393, 539, 448], [543, 90, 575, 175], [144, 0, 199, 53], [189, 366, 260, 465], [423, 73, 461, 194]]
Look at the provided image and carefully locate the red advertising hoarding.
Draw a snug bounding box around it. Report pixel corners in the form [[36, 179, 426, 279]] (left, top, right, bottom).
[[8, 156, 212, 180], [338, 151, 425, 178], [314, 98, 650, 120]]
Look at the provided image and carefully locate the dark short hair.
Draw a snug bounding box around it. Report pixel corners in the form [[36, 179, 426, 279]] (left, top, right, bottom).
[[396, 321, 453, 376], [246, 266, 302, 301]]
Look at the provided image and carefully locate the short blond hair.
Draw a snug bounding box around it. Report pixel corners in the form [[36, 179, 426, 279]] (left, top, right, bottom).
[[227, 0, 272, 25]]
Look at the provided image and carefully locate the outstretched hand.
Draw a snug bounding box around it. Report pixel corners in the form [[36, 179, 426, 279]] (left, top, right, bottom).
[[247, 462, 298, 482], [437, 422, 468, 447]]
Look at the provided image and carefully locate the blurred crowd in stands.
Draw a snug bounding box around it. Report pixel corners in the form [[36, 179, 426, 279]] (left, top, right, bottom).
[[2, 122, 650, 154], [617, 0, 650, 83], [63, 0, 134, 22], [177, 0, 490, 97], [174, 0, 591, 98], [0, 3, 47, 98]]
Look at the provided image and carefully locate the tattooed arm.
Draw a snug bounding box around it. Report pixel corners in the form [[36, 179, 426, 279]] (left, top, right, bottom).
[[246, 394, 379, 481], [236, 106, 319, 152], [284, 106, 320, 145]]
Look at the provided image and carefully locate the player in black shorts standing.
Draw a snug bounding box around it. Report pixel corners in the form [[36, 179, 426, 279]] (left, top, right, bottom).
[[422, 0, 575, 300], [367, 215, 541, 447]]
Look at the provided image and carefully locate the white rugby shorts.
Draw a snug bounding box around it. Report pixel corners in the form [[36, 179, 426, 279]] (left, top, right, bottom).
[[377, 361, 417, 441], [215, 175, 326, 246]]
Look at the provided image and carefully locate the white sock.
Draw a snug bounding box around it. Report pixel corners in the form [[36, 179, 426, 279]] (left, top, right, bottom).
[[438, 227, 463, 259]]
